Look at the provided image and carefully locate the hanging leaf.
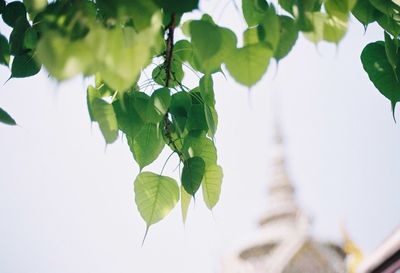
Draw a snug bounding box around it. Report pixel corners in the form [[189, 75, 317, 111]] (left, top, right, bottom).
[[190, 20, 222, 61], [304, 12, 348, 44], [274, 16, 298, 61], [134, 172, 179, 232], [92, 98, 119, 144], [377, 15, 400, 38], [2, 1, 26, 28], [11, 53, 41, 78], [191, 26, 237, 73], [361, 41, 400, 116], [351, 0, 381, 26], [128, 123, 165, 170], [225, 44, 273, 87], [86, 85, 101, 122], [181, 185, 191, 223], [181, 156, 205, 196], [202, 165, 223, 210], [0, 107, 17, 125]]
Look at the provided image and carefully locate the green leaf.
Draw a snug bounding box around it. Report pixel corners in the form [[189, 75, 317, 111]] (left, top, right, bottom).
[[225, 44, 273, 87], [146, 87, 171, 123], [92, 98, 119, 144], [134, 172, 179, 231], [258, 6, 280, 52], [183, 131, 217, 167], [0, 34, 10, 66], [112, 92, 148, 138], [154, 0, 199, 13], [181, 156, 205, 196], [11, 53, 41, 78], [274, 16, 298, 61], [361, 41, 400, 115], [377, 15, 400, 37], [86, 85, 101, 122], [128, 123, 165, 170], [191, 26, 237, 73], [242, 0, 269, 26], [180, 185, 191, 223], [190, 20, 222, 61], [2, 1, 26, 28], [199, 75, 215, 107], [170, 91, 192, 133], [304, 12, 348, 43], [174, 40, 192, 63], [351, 0, 381, 26], [369, 0, 400, 17], [202, 165, 223, 209], [0, 107, 17, 125]]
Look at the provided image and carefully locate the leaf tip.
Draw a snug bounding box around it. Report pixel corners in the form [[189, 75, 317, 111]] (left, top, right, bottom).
[[141, 225, 150, 247]]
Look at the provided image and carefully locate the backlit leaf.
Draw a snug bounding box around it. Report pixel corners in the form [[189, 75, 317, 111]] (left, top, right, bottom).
[[134, 172, 179, 230], [225, 44, 273, 87], [202, 165, 223, 209], [92, 98, 119, 144], [128, 123, 165, 170]]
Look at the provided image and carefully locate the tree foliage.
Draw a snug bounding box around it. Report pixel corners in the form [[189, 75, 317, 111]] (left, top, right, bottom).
[[0, 0, 399, 234]]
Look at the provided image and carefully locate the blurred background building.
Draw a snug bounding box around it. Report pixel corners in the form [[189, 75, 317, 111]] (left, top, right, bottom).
[[221, 126, 347, 273]]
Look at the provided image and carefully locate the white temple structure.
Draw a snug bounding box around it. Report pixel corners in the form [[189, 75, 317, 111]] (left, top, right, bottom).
[[221, 126, 347, 273]]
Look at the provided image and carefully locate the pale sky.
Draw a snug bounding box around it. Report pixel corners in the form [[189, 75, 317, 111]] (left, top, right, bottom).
[[1, 2, 400, 273]]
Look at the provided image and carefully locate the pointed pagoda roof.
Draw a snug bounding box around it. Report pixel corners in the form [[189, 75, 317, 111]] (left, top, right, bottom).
[[221, 122, 346, 273]]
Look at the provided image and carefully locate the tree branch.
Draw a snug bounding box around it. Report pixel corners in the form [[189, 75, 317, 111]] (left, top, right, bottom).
[[165, 13, 177, 87]]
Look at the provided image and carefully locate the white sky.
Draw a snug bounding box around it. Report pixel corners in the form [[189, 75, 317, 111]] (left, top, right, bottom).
[[1, 1, 400, 273]]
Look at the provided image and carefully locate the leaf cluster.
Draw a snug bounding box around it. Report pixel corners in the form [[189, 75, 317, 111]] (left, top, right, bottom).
[[0, 0, 400, 236]]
